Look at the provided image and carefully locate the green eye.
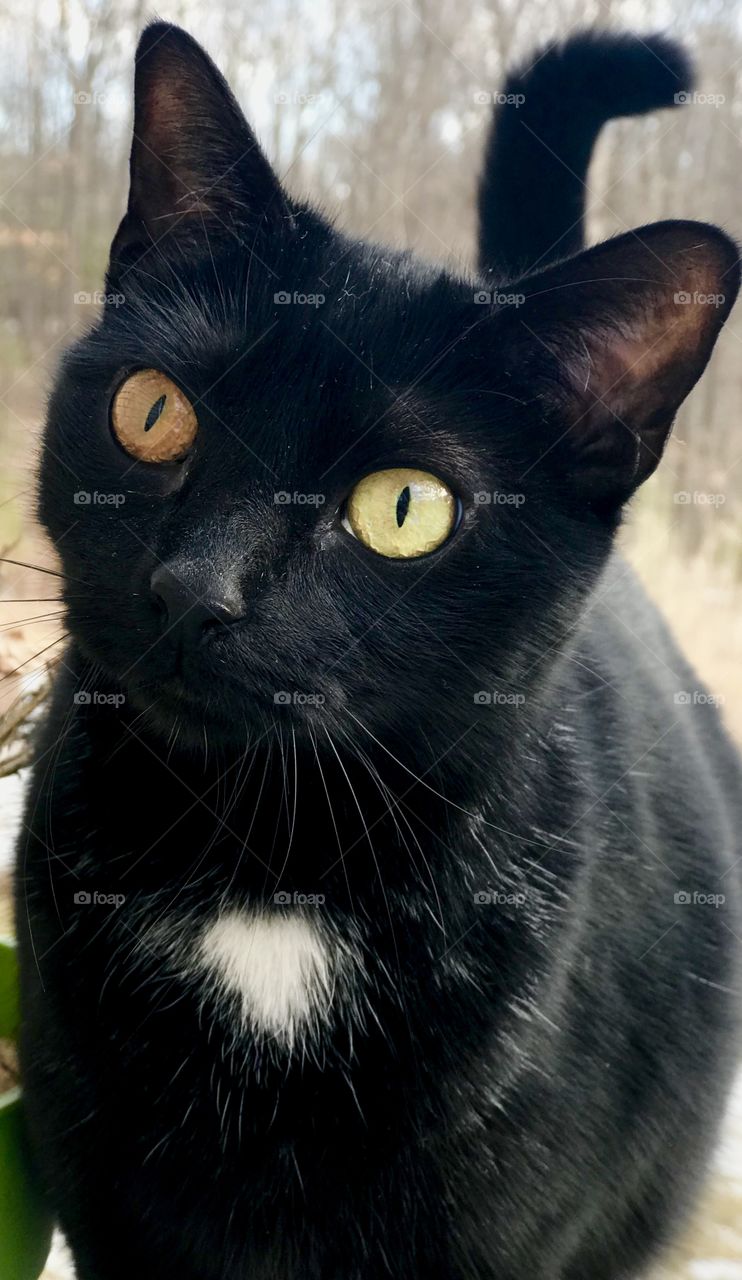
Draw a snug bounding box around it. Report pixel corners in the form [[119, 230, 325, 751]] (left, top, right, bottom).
[[345, 468, 457, 558]]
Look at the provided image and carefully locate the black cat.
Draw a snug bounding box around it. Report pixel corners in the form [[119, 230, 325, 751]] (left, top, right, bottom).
[[15, 23, 742, 1280]]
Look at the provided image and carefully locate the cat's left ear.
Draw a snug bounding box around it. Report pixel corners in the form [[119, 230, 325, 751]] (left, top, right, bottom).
[[491, 220, 739, 511], [110, 23, 290, 264]]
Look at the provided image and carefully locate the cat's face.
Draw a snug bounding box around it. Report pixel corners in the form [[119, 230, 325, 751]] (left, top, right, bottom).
[[41, 230, 573, 747], [39, 23, 738, 752]]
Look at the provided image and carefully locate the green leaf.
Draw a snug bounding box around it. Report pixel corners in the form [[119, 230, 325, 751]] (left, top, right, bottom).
[[0, 1091, 54, 1279], [0, 936, 19, 1042]]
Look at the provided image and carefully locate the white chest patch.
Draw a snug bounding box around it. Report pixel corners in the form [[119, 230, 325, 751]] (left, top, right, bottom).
[[199, 910, 335, 1046]]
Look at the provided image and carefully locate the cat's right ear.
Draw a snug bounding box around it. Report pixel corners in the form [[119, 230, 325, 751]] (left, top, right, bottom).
[[109, 23, 291, 267], [478, 221, 739, 514]]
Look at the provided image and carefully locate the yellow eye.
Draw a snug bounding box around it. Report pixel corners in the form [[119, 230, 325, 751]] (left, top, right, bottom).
[[111, 370, 198, 462], [346, 467, 457, 558]]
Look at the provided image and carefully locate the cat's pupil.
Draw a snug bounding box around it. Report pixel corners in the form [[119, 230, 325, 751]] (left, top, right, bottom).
[[396, 486, 411, 528], [144, 394, 167, 432]]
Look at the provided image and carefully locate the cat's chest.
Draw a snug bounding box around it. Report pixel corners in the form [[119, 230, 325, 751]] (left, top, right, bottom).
[[124, 904, 365, 1057], [199, 910, 343, 1047]]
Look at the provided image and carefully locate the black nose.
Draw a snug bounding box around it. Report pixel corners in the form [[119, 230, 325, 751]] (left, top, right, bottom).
[[150, 564, 244, 651]]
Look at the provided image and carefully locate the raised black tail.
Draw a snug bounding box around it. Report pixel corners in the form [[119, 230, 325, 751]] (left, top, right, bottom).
[[477, 32, 693, 281]]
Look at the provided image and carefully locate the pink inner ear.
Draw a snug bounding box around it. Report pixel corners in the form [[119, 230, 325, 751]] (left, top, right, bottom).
[[145, 79, 183, 151], [117, 22, 289, 254], [141, 79, 215, 217], [535, 228, 739, 503], [596, 278, 728, 417]]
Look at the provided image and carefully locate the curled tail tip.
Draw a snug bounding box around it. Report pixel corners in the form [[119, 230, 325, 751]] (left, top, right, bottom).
[[478, 29, 694, 279], [552, 30, 694, 115], [502, 30, 694, 118]]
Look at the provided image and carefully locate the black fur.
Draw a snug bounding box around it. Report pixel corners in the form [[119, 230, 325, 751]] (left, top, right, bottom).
[[15, 23, 742, 1280], [478, 32, 693, 278]]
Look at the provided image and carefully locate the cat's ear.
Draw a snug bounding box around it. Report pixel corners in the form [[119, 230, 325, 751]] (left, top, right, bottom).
[[496, 221, 739, 510], [110, 23, 290, 264]]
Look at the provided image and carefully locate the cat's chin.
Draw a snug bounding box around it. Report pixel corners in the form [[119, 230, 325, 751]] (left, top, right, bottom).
[[123, 673, 341, 751]]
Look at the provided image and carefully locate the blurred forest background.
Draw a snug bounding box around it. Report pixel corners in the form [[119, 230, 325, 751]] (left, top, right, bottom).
[[1, 0, 742, 735], [0, 1, 742, 1274]]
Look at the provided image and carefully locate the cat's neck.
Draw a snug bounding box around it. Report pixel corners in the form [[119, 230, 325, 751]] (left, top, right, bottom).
[[53, 643, 579, 914]]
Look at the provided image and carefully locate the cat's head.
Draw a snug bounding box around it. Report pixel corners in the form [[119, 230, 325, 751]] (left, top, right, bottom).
[[40, 23, 739, 753]]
